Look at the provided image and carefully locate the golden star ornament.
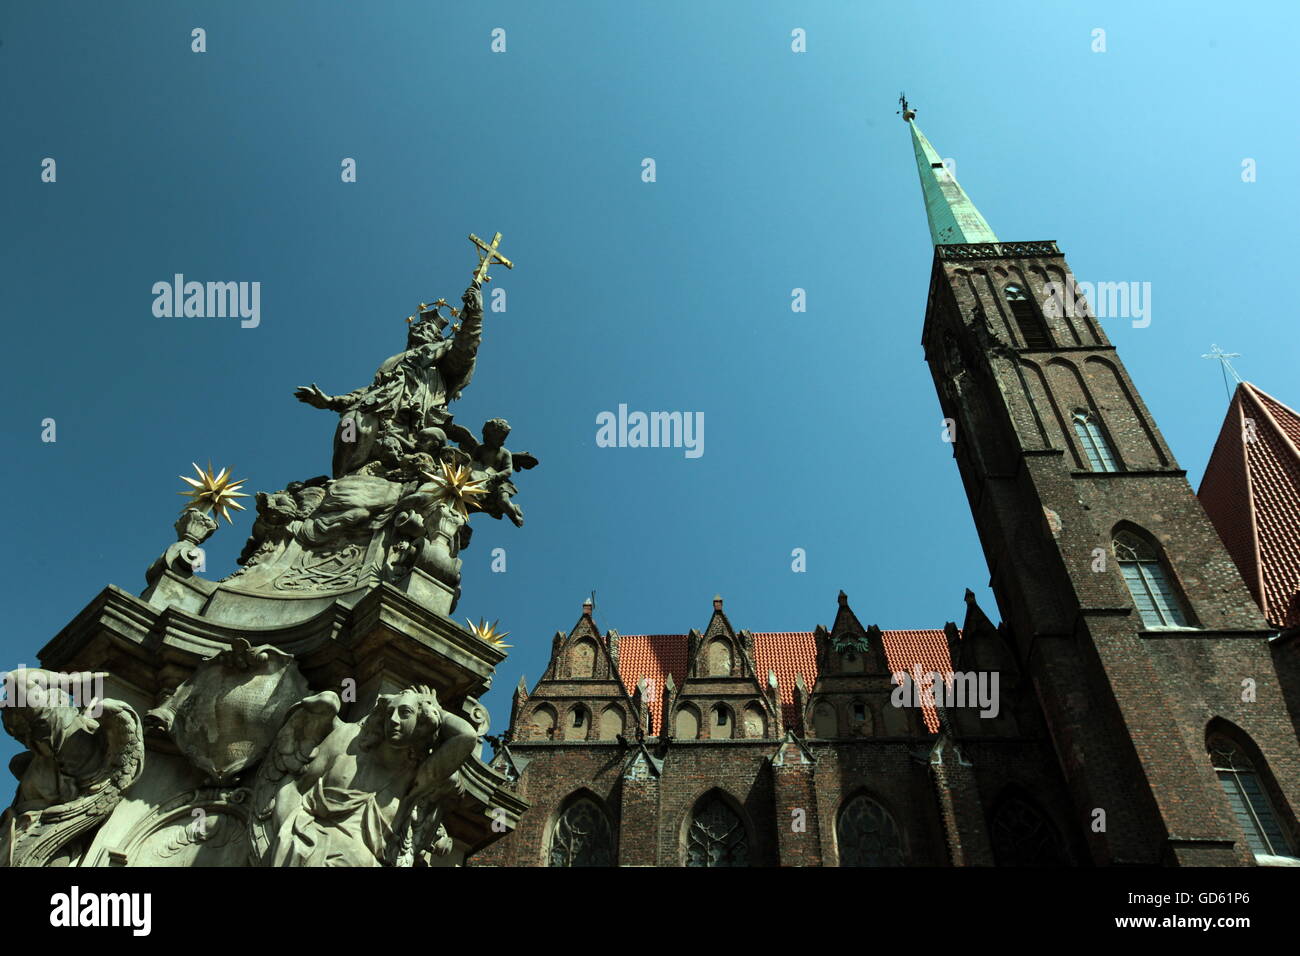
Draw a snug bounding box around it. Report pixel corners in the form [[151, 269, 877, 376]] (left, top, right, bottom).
[[177, 462, 250, 524]]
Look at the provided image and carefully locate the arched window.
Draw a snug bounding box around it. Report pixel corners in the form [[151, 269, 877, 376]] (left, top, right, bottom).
[[674, 704, 700, 740], [685, 793, 749, 867], [989, 793, 1071, 866], [709, 704, 733, 739], [548, 796, 615, 867], [598, 706, 624, 741], [1113, 530, 1192, 628], [530, 704, 556, 740], [1208, 734, 1293, 858], [568, 639, 597, 678], [705, 639, 733, 677], [742, 703, 767, 738], [1004, 284, 1050, 349], [566, 704, 589, 740], [1072, 410, 1121, 472], [837, 794, 904, 866], [812, 701, 837, 738]]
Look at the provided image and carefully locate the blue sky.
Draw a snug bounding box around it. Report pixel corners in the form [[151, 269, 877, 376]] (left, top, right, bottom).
[[2, 1, 1297, 762]]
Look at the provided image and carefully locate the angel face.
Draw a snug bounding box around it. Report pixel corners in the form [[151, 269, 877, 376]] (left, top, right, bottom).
[[387, 694, 420, 746], [382, 690, 441, 750]]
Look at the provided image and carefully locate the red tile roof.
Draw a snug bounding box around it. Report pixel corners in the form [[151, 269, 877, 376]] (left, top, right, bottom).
[[1199, 382, 1300, 629], [616, 629, 955, 734]]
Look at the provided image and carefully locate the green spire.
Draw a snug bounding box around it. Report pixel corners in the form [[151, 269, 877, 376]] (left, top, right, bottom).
[[905, 110, 998, 246]]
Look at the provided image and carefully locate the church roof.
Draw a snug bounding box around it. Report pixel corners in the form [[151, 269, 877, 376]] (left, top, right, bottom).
[[907, 118, 998, 246], [1199, 382, 1300, 629], [616, 629, 955, 734]]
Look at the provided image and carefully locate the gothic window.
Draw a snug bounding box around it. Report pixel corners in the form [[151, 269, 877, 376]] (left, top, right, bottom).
[[742, 702, 767, 738], [567, 705, 588, 740], [598, 706, 623, 741], [705, 639, 733, 677], [685, 793, 749, 867], [568, 639, 597, 678], [548, 797, 615, 867], [813, 701, 837, 738], [674, 704, 700, 740], [709, 704, 733, 739], [1209, 735, 1293, 858], [836, 795, 904, 866], [989, 794, 1070, 866], [1113, 530, 1192, 628], [530, 704, 556, 740], [1004, 284, 1050, 349], [1073, 410, 1121, 472]]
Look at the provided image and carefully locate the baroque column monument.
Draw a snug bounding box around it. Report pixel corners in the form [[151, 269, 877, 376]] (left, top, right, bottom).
[[1, 235, 530, 866]]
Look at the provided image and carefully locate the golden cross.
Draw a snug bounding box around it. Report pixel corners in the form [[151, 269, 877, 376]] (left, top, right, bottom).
[[469, 232, 513, 284]]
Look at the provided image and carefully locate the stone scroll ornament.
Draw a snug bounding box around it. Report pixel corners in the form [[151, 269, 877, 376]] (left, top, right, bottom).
[[0, 669, 144, 867], [248, 685, 478, 867], [206, 232, 536, 603]]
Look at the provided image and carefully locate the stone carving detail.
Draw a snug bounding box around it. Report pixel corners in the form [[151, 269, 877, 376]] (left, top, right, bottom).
[[0, 669, 144, 867], [145, 508, 218, 586], [248, 685, 477, 867], [146, 641, 310, 785], [96, 788, 252, 867]]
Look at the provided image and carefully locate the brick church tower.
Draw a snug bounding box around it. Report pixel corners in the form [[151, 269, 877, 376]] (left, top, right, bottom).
[[907, 104, 1300, 864]]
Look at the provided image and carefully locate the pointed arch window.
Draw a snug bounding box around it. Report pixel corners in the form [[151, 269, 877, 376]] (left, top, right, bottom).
[[1073, 410, 1121, 472], [837, 795, 904, 866], [548, 797, 615, 867], [685, 794, 749, 867], [989, 794, 1070, 866], [1209, 735, 1293, 858], [1004, 284, 1050, 349], [1113, 530, 1191, 628]]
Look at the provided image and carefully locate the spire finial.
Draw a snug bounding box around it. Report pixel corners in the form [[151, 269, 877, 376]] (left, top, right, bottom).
[[898, 92, 916, 122]]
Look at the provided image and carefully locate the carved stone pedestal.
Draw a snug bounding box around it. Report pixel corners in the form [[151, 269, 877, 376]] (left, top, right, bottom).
[[2, 569, 524, 867]]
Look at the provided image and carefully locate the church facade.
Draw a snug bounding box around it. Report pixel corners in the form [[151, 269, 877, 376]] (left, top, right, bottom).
[[470, 114, 1300, 867]]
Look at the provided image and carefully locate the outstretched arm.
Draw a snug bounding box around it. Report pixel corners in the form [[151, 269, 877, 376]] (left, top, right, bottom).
[[439, 284, 484, 399]]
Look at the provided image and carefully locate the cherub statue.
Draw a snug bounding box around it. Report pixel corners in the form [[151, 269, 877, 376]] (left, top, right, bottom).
[[445, 418, 539, 527], [0, 669, 144, 867], [249, 685, 477, 867]]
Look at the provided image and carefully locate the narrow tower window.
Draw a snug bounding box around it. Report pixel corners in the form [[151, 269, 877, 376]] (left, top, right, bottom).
[[1072, 411, 1121, 472], [1113, 530, 1191, 628], [1208, 735, 1293, 859], [1004, 284, 1050, 349]]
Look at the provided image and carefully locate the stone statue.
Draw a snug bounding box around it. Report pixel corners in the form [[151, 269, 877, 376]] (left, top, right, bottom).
[[249, 685, 477, 867], [446, 418, 538, 527], [0, 669, 144, 867], [294, 283, 484, 479]]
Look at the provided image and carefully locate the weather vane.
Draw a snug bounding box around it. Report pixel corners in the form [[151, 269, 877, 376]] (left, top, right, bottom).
[[1201, 344, 1243, 401], [897, 92, 916, 122]]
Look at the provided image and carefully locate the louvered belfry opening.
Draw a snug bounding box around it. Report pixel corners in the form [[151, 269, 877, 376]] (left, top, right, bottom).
[[1004, 284, 1051, 348]]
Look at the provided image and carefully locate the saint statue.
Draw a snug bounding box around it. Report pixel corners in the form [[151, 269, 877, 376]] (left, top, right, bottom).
[[294, 283, 485, 478]]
